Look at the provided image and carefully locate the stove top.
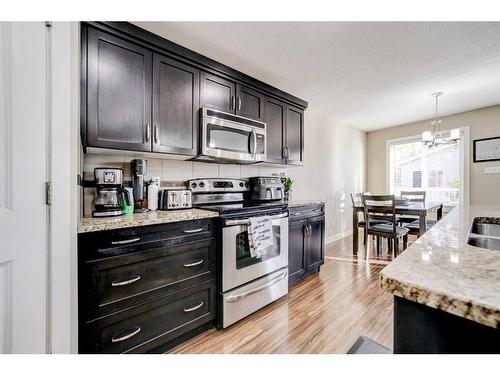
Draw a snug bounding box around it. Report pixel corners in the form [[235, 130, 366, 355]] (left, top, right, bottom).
[[195, 200, 288, 215]]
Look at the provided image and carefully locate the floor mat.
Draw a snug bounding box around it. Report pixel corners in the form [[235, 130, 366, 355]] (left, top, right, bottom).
[[347, 336, 392, 354]]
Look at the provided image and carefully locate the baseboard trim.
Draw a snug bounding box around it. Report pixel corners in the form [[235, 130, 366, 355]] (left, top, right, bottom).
[[326, 229, 353, 244]]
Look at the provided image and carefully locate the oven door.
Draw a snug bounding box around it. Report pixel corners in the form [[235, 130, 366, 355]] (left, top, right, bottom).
[[200, 114, 266, 163], [222, 212, 288, 292]]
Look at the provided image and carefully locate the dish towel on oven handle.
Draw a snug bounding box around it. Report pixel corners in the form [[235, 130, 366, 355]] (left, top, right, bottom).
[[248, 216, 273, 258]]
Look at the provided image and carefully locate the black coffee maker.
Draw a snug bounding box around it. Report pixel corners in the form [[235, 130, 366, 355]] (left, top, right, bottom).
[[93, 168, 131, 217]]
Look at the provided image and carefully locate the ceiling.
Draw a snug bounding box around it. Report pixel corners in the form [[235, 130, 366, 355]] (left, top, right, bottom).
[[134, 22, 500, 131]]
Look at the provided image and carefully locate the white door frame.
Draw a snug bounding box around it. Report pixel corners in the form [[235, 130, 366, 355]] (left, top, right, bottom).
[[48, 21, 80, 354], [385, 127, 470, 205]]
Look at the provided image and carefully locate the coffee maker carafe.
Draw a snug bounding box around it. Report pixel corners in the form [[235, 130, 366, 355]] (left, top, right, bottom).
[[93, 168, 130, 217], [131, 159, 149, 213]]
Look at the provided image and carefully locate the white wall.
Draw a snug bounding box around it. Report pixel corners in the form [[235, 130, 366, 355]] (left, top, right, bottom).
[[288, 107, 366, 243], [83, 105, 366, 244]]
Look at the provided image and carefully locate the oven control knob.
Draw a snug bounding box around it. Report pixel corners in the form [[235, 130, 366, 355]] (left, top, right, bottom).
[[191, 183, 197, 188], [239, 182, 244, 187], [244, 182, 248, 187], [199, 182, 205, 188]]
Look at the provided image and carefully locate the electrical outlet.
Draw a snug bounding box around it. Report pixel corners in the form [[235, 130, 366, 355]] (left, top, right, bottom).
[[484, 166, 500, 175]]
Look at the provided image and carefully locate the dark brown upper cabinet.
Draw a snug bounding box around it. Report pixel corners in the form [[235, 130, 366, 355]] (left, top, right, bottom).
[[235, 84, 264, 121], [81, 22, 307, 161], [263, 97, 304, 165], [263, 97, 286, 164], [153, 54, 200, 156], [86, 28, 152, 152], [200, 72, 236, 113], [286, 105, 304, 165]]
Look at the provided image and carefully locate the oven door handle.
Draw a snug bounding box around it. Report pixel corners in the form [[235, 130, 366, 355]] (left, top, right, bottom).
[[225, 270, 288, 302], [224, 212, 288, 226]]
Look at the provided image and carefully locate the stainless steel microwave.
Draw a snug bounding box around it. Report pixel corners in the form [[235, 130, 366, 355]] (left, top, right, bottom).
[[193, 108, 266, 164]]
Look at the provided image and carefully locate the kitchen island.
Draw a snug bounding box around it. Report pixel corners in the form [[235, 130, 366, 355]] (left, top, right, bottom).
[[380, 204, 500, 353]]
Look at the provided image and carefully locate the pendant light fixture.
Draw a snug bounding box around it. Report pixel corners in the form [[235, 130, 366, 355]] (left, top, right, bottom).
[[422, 92, 460, 148]]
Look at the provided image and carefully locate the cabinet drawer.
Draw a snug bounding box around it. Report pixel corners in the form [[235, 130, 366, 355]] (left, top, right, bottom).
[[78, 218, 216, 262], [81, 280, 216, 353], [81, 237, 216, 320], [289, 204, 324, 220]]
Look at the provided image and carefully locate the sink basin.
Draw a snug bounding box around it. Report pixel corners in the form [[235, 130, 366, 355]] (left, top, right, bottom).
[[467, 217, 500, 251]]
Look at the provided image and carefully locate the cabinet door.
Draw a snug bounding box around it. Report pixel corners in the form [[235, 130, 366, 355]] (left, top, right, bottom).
[[200, 72, 236, 113], [236, 84, 264, 121], [286, 105, 304, 165], [153, 54, 199, 156], [288, 218, 308, 287], [86, 28, 152, 151], [306, 215, 325, 271], [263, 97, 286, 163]]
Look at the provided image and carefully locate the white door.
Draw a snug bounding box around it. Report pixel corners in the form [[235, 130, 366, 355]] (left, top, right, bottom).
[[0, 22, 48, 353]]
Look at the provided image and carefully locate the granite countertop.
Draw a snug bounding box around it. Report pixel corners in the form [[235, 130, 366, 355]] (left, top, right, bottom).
[[78, 209, 219, 233], [286, 199, 326, 208], [380, 204, 500, 328]]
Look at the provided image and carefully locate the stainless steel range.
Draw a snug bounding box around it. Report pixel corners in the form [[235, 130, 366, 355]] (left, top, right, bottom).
[[189, 178, 289, 328]]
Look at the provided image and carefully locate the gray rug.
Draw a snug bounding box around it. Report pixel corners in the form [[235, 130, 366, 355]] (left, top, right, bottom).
[[347, 336, 392, 354]]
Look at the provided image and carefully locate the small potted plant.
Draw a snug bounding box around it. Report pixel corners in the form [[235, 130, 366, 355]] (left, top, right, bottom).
[[283, 177, 293, 202]]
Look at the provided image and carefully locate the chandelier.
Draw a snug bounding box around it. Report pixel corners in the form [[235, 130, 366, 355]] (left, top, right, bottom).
[[422, 92, 460, 148]]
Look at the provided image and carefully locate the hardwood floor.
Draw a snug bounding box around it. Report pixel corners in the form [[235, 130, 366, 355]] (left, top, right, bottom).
[[168, 230, 414, 354]]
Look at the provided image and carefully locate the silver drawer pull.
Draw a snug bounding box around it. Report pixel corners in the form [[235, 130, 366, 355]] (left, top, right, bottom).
[[183, 301, 204, 312], [111, 275, 141, 287], [183, 228, 204, 234], [111, 327, 141, 343], [111, 237, 141, 245], [225, 271, 288, 302], [312, 209, 322, 212], [183, 259, 204, 268], [293, 212, 302, 216]]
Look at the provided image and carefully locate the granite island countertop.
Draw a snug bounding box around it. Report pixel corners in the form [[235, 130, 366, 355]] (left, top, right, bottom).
[[78, 209, 219, 233], [380, 204, 500, 328]]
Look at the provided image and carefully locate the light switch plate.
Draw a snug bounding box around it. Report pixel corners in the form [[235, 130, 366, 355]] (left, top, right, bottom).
[[484, 166, 500, 175]]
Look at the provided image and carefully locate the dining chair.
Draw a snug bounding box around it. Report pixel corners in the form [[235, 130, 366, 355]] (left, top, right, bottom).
[[350, 193, 368, 245], [397, 190, 426, 224], [399, 190, 437, 237], [362, 194, 409, 256]]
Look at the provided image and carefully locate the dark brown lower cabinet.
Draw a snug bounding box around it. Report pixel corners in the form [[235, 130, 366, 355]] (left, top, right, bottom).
[[78, 218, 218, 353], [288, 204, 325, 288]]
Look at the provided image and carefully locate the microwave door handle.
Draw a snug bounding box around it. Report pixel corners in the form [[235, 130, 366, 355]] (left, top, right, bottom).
[[251, 130, 257, 157]]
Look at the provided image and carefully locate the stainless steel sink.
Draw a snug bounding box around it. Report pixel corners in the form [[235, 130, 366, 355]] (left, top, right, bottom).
[[467, 217, 500, 251]]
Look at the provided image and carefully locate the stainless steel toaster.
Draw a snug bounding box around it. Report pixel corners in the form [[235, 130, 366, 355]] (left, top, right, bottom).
[[159, 189, 192, 210], [247, 176, 285, 201]]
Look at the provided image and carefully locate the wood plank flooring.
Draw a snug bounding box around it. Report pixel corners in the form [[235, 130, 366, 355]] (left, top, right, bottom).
[[168, 230, 412, 354]]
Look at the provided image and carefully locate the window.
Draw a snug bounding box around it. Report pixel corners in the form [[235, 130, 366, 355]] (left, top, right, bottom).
[[428, 170, 443, 188], [388, 133, 464, 204], [412, 171, 422, 188]]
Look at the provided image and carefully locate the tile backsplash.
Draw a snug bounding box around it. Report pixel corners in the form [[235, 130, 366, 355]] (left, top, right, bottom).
[[82, 154, 285, 217]]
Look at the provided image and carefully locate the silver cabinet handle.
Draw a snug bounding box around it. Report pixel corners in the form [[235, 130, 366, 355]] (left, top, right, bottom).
[[183, 228, 204, 234], [312, 209, 322, 212], [231, 96, 236, 110], [154, 124, 159, 144], [145, 123, 150, 142], [111, 237, 141, 245], [183, 259, 204, 268], [111, 327, 141, 343], [293, 212, 302, 216], [111, 275, 141, 287], [237, 96, 242, 111], [183, 301, 204, 312], [282, 146, 287, 158], [225, 271, 288, 302]]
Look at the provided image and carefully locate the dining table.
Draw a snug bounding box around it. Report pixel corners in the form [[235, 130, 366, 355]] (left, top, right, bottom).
[[351, 201, 444, 254]]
